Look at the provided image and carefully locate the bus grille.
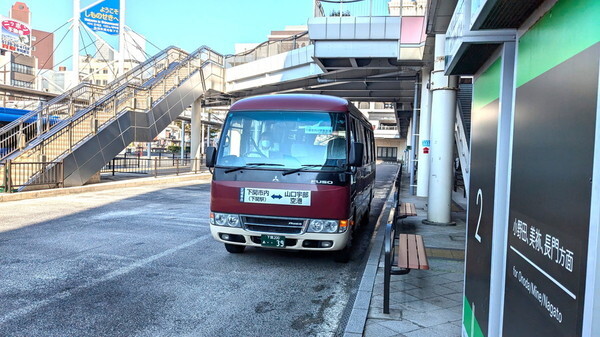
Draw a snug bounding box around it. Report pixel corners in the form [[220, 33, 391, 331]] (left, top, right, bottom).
[[242, 216, 306, 235]]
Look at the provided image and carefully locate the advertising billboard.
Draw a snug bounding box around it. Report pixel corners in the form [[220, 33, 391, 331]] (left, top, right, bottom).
[[80, 0, 120, 36], [0, 16, 31, 56]]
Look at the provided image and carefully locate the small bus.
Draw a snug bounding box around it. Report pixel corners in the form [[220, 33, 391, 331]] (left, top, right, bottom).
[[206, 94, 375, 262]]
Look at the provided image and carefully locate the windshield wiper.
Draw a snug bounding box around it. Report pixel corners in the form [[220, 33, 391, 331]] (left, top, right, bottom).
[[282, 164, 342, 176], [224, 163, 284, 173]]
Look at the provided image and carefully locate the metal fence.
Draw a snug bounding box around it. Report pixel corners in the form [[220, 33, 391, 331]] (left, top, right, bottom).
[[101, 155, 206, 178], [225, 31, 310, 68], [1, 160, 64, 193]]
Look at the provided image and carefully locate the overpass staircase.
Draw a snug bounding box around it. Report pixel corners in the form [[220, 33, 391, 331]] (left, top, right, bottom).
[[454, 83, 473, 194], [1, 46, 224, 189]]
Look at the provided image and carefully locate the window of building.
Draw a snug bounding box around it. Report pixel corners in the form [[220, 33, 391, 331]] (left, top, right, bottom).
[[11, 79, 33, 89], [359, 102, 369, 109], [11, 63, 34, 75], [377, 147, 397, 160], [103, 69, 108, 74]]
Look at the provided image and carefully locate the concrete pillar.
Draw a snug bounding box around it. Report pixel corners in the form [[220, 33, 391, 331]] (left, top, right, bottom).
[[409, 75, 420, 195], [425, 34, 458, 225], [191, 97, 202, 169], [406, 116, 413, 170], [201, 123, 206, 154], [417, 67, 432, 197]]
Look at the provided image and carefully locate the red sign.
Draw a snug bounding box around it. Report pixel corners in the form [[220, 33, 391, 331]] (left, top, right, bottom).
[[423, 147, 430, 154], [2, 19, 31, 35]]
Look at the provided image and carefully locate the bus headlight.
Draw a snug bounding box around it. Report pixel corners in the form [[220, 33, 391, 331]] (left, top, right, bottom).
[[308, 219, 339, 233], [211, 212, 241, 227]]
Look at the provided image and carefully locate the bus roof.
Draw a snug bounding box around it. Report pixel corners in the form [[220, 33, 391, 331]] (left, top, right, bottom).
[[230, 94, 350, 112]]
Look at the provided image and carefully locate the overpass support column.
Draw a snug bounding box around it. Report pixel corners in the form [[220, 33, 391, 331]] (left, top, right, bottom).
[[408, 74, 420, 195], [425, 34, 458, 225], [417, 67, 432, 197], [180, 121, 186, 159], [191, 97, 202, 170]]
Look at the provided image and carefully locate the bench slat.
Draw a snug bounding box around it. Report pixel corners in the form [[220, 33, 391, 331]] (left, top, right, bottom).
[[397, 234, 409, 269], [397, 234, 429, 270], [415, 235, 430, 270], [406, 235, 420, 269]]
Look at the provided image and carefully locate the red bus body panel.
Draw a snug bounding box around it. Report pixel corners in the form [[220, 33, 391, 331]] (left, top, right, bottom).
[[229, 94, 350, 112], [211, 180, 350, 219]]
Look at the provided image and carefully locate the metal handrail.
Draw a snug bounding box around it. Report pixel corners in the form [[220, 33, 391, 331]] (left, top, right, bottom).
[[224, 31, 310, 68]]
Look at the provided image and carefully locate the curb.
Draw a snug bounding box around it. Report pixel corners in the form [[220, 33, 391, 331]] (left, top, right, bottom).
[[0, 172, 212, 203], [343, 167, 399, 337]]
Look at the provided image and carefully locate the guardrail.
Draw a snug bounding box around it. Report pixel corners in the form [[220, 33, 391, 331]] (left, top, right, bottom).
[[101, 156, 206, 177], [1, 160, 63, 193]]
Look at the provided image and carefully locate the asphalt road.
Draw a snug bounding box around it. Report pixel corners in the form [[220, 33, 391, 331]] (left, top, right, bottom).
[[0, 164, 398, 337]]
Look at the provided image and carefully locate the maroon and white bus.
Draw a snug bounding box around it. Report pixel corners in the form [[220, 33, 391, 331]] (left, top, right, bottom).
[[206, 94, 375, 261]]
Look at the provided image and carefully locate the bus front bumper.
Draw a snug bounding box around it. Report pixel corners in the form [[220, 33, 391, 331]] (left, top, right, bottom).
[[209, 224, 351, 251]]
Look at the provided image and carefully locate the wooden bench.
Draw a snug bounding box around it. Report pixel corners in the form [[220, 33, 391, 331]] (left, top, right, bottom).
[[383, 218, 429, 314], [397, 202, 417, 219]]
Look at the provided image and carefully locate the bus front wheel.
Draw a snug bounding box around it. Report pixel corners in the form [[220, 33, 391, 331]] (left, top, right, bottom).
[[225, 243, 246, 254]]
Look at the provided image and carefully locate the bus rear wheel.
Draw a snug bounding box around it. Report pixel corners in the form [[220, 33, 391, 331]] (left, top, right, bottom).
[[224, 243, 246, 254]]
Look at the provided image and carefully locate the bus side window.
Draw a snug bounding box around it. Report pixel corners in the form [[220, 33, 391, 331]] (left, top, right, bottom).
[[349, 118, 357, 143], [357, 124, 367, 164], [366, 128, 374, 164], [363, 126, 370, 164]]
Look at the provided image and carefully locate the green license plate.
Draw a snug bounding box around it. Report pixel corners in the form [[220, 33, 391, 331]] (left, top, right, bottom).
[[261, 235, 286, 248]]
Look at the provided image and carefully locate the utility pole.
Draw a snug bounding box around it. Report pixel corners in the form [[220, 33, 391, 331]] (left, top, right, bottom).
[[118, 0, 126, 77], [72, 0, 80, 87]]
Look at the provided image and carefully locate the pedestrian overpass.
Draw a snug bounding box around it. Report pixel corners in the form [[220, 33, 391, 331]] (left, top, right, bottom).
[[0, 4, 470, 199]]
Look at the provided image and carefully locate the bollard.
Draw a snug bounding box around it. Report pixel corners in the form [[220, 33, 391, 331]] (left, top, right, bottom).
[[154, 158, 158, 178]]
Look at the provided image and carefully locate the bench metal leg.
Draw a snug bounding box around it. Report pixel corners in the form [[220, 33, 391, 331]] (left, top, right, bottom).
[[384, 221, 413, 314]]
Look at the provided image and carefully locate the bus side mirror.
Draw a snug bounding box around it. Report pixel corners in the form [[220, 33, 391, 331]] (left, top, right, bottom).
[[206, 147, 217, 168], [349, 142, 364, 167]]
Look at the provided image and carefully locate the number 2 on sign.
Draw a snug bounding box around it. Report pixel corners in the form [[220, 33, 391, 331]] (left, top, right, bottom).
[[475, 188, 483, 243]]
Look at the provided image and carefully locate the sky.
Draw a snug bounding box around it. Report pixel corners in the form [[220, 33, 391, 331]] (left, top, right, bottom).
[[5, 0, 317, 69]]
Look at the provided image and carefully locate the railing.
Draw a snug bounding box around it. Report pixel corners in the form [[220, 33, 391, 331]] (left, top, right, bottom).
[[378, 125, 398, 130], [8, 46, 223, 191], [0, 160, 63, 193], [313, 0, 397, 17], [0, 46, 199, 161], [101, 156, 205, 177], [225, 31, 310, 68]]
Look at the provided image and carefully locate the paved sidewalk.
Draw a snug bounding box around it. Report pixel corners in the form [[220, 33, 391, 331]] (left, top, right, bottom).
[[357, 174, 467, 337]]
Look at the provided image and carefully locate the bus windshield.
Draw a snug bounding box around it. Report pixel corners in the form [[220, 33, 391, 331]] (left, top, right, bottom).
[[216, 111, 347, 170]]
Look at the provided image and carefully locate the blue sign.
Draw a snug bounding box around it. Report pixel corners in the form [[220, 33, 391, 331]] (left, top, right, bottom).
[[81, 0, 120, 35], [422, 140, 431, 147]]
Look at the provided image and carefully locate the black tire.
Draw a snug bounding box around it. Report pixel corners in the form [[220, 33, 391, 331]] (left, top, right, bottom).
[[334, 230, 353, 263], [224, 243, 245, 254], [360, 206, 371, 226], [333, 244, 352, 263]]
